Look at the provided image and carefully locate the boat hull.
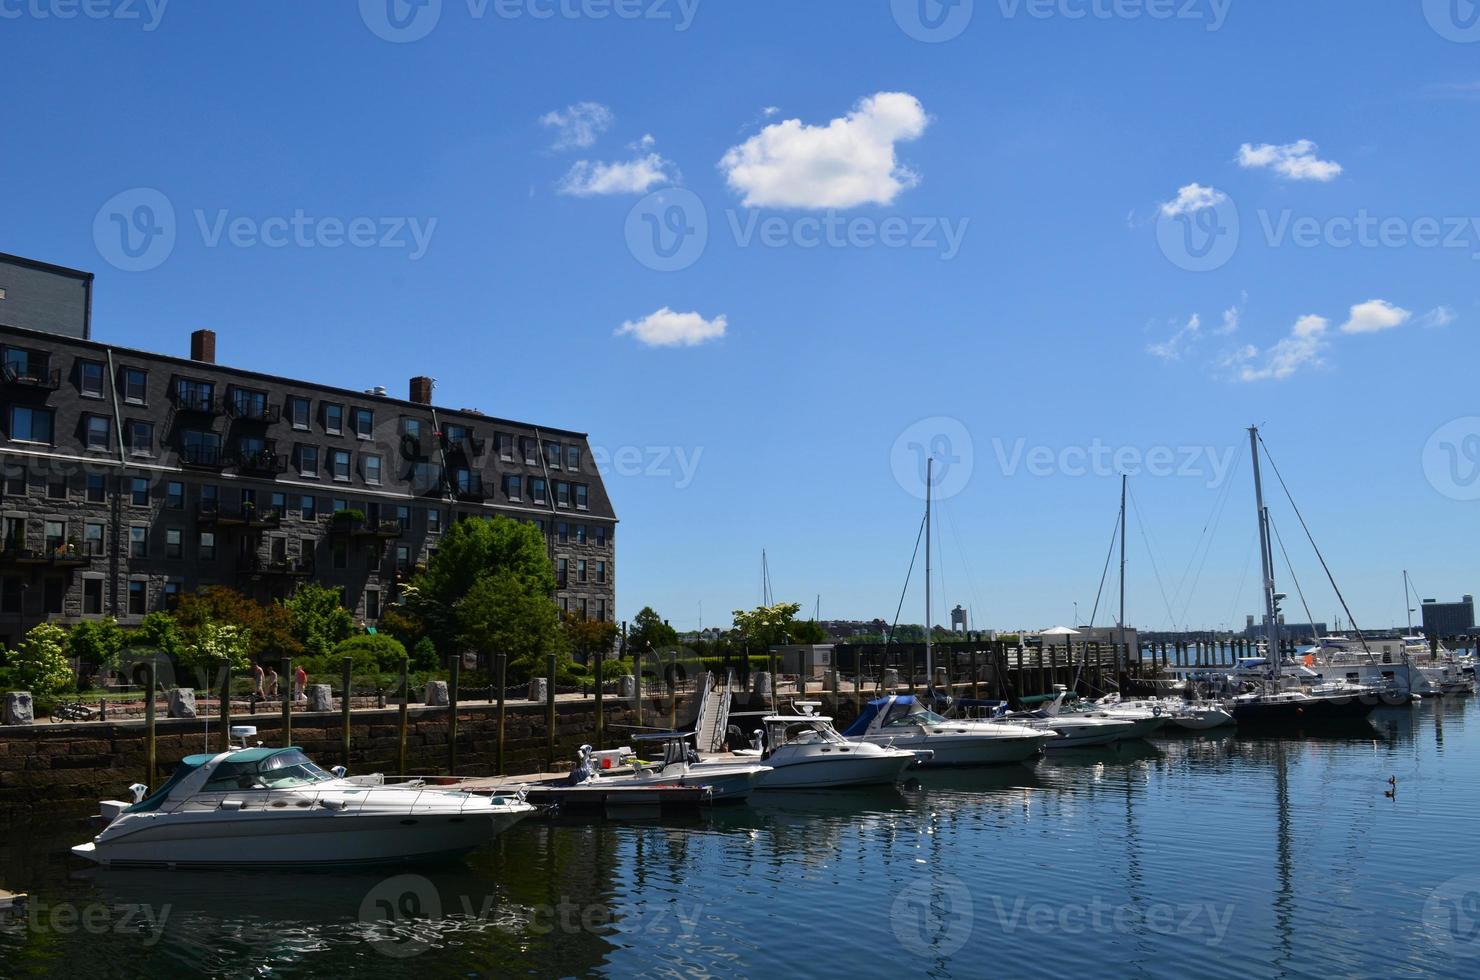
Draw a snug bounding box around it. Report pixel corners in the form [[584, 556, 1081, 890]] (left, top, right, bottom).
[[1230, 693, 1378, 730], [752, 753, 916, 789], [855, 732, 1049, 766]]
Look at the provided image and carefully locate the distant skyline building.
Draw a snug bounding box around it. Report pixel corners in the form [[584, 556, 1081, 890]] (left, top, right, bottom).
[[1420, 595, 1475, 637]]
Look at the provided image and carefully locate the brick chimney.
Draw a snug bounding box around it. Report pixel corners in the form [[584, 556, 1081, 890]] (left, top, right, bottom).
[[190, 329, 216, 364], [409, 376, 434, 405]]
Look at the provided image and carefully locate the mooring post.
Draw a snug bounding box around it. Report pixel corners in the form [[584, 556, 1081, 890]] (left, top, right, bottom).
[[341, 656, 353, 767], [496, 653, 507, 775], [281, 656, 293, 748], [971, 648, 980, 700], [448, 653, 460, 776], [397, 658, 409, 779], [219, 662, 232, 753], [145, 659, 157, 793], [594, 647, 605, 752], [668, 649, 679, 732], [546, 652, 558, 771]]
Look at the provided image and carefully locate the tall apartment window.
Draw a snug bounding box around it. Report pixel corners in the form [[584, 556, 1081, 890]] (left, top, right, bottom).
[[498, 433, 513, 460], [395, 545, 410, 571], [84, 415, 111, 451], [396, 504, 410, 529], [505, 475, 522, 501], [288, 396, 310, 429], [555, 481, 570, 508], [230, 386, 269, 420], [597, 525, 608, 547], [578, 598, 588, 621], [566, 445, 580, 471], [165, 528, 183, 559], [271, 492, 287, 513], [297, 445, 319, 478], [331, 449, 351, 482], [128, 581, 147, 616], [557, 558, 568, 587], [83, 578, 103, 615], [352, 407, 373, 439], [365, 589, 381, 620], [522, 437, 538, 465], [42, 577, 64, 615], [8, 406, 54, 444], [200, 485, 218, 509], [44, 520, 65, 553], [165, 481, 184, 509], [163, 581, 180, 609], [451, 467, 477, 497], [79, 360, 105, 398], [363, 454, 383, 485], [300, 495, 317, 521], [575, 484, 589, 510], [576, 524, 587, 545], [126, 420, 154, 457], [180, 429, 222, 466], [87, 474, 107, 502], [557, 522, 568, 543], [128, 525, 148, 558], [324, 403, 342, 435], [3, 347, 48, 383], [173, 378, 214, 411], [3, 467, 24, 496], [544, 441, 561, 468], [558, 596, 568, 613], [530, 478, 547, 504], [130, 477, 149, 506], [426, 507, 442, 534], [46, 476, 66, 500], [121, 367, 148, 405], [199, 531, 216, 561], [597, 560, 607, 584], [84, 522, 104, 556], [577, 559, 587, 583]]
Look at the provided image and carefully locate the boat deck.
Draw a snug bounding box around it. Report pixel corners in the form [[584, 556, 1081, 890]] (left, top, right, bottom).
[[459, 773, 713, 812]]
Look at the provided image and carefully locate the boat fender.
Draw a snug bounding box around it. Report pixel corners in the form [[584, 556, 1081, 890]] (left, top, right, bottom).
[[319, 799, 349, 811]]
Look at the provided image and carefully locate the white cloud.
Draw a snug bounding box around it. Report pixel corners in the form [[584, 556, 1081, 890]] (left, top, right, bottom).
[[1216, 303, 1241, 335], [1237, 140, 1343, 182], [1229, 314, 1330, 382], [718, 92, 929, 209], [557, 152, 678, 196], [1339, 299, 1411, 334], [540, 102, 614, 151], [1160, 183, 1227, 217], [1417, 306, 1457, 328], [616, 308, 727, 348], [1147, 314, 1201, 361]]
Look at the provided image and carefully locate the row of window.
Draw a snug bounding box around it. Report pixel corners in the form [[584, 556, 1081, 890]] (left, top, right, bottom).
[[556, 557, 609, 585]]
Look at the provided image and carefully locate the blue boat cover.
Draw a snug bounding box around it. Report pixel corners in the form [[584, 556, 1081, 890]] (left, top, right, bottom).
[[841, 695, 914, 737]]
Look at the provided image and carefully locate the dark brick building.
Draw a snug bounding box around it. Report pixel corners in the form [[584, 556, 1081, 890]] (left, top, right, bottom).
[[0, 253, 616, 648]]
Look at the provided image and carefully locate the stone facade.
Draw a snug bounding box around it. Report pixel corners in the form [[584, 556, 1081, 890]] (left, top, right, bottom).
[[0, 313, 617, 647]]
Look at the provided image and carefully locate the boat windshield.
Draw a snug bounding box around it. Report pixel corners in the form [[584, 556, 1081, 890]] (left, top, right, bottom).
[[771, 720, 846, 745], [884, 705, 948, 727], [201, 750, 334, 792]]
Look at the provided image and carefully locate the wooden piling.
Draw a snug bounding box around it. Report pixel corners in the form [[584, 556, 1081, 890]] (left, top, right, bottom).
[[397, 658, 409, 778], [281, 657, 293, 748], [546, 652, 558, 771], [495, 653, 507, 775], [341, 656, 353, 767], [594, 648, 605, 752], [447, 654, 460, 776], [219, 663, 232, 753], [144, 660, 156, 792]]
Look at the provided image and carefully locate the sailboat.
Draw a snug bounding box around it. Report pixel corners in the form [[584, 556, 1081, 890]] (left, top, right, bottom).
[[1227, 427, 1378, 729]]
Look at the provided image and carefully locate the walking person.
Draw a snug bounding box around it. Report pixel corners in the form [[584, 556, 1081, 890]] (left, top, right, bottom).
[[264, 665, 278, 699], [294, 663, 308, 702], [252, 661, 264, 702]]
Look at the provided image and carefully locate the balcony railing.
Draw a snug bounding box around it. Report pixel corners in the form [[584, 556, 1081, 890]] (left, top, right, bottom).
[[232, 450, 288, 476], [179, 443, 228, 469], [226, 399, 281, 423], [452, 475, 488, 502], [237, 554, 314, 577], [198, 502, 280, 528], [330, 513, 404, 539], [1, 363, 62, 391], [400, 431, 438, 460], [171, 389, 219, 414], [441, 433, 486, 458], [0, 540, 91, 568]]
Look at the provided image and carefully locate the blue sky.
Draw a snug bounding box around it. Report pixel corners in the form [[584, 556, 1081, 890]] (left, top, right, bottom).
[[3, 0, 1478, 633]]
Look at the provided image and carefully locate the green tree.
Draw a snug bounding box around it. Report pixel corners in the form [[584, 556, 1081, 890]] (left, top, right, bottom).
[[456, 569, 565, 682], [790, 619, 828, 644], [411, 636, 438, 672], [731, 602, 805, 647], [68, 618, 124, 672], [174, 586, 301, 661], [130, 611, 185, 661], [177, 622, 252, 676], [628, 606, 678, 653], [561, 612, 619, 666], [6, 623, 74, 695], [284, 583, 354, 658]]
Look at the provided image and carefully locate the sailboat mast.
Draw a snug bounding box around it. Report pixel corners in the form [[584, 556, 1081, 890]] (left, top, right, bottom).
[[925, 457, 933, 687], [1118, 473, 1127, 683], [1404, 570, 1412, 633], [1249, 426, 1281, 676]]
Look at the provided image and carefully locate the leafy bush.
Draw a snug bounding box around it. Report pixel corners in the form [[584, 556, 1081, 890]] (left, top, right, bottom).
[[284, 583, 354, 657], [5, 623, 74, 696], [69, 618, 124, 671], [411, 636, 438, 672], [177, 623, 252, 675], [333, 634, 409, 673]]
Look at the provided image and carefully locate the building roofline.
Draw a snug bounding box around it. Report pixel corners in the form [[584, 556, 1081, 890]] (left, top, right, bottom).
[[0, 320, 592, 440], [0, 251, 96, 282]]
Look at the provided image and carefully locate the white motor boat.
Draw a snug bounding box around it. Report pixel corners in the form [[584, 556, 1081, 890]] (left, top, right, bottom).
[[1095, 694, 1235, 731], [583, 736, 771, 802], [717, 704, 924, 789], [842, 695, 1054, 765], [72, 732, 535, 869], [1001, 693, 1140, 748]]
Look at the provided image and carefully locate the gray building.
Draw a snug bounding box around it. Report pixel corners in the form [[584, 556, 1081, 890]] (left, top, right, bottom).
[[0, 252, 92, 340], [1421, 596, 1474, 638], [0, 256, 615, 648]]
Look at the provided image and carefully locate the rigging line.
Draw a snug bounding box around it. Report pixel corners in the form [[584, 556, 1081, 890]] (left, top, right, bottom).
[[1175, 453, 1243, 627], [1227, 526, 1259, 629], [1268, 514, 1319, 643], [886, 514, 928, 655], [942, 500, 985, 627], [933, 504, 948, 633], [1087, 502, 1122, 629], [1128, 485, 1178, 631], [1256, 432, 1370, 651]]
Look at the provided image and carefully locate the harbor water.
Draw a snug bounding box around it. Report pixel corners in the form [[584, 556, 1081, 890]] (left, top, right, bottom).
[[2, 698, 1478, 978]]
